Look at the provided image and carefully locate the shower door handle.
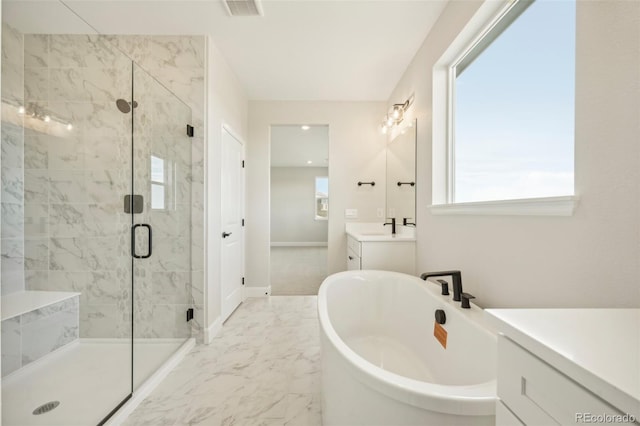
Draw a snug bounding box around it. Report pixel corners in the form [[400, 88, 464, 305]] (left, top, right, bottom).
[[131, 224, 152, 259]]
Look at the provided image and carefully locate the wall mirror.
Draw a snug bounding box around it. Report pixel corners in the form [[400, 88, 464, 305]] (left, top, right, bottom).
[[386, 119, 417, 225]]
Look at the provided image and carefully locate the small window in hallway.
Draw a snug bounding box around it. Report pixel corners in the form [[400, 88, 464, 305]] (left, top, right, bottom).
[[315, 176, 329, 220], [451, 0, 575, 203]]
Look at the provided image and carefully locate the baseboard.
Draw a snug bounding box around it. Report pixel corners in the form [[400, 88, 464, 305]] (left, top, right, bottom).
[[270, 242, 328, 247], [204, 317, 223, 344], [244, 285, 271, 297], [105, 338, 196, 426]]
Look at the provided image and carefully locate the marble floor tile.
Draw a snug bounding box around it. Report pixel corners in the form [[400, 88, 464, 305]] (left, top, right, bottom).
[[124, 296, 322, 426]]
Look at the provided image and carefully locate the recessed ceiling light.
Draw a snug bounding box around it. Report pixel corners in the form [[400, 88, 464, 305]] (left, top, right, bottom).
[[301, 125, 310, 130]]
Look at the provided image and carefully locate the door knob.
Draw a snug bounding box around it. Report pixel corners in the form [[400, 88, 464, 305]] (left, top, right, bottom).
[[222, 232, 232, 238]]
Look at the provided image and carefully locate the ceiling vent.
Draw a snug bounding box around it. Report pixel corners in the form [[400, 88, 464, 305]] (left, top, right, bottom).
[[223, 0, 264, 17]]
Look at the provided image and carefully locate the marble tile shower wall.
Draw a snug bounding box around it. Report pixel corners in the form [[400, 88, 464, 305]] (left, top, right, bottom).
[[16, 35, 204, 337], [106, 36, 206, 341], [1, 23, 25, 296], [21, 34, 135, 338], [1, 29, 204, 341]]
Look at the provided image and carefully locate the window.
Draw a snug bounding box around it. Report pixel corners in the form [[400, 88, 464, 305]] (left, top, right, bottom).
[[151, 155, 166, 210], [315, 176, 328, 220], [450, 0, 575, 204]]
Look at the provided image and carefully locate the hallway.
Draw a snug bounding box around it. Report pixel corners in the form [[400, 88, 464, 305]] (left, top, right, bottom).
[[270, 247, 328, 296]]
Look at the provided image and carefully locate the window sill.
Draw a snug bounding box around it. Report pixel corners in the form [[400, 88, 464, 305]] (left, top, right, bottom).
[[429, 195, 579, 216]]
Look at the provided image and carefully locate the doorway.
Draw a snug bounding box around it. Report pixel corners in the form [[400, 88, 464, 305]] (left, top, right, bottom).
[[270, 125, 329, 295], [221, 127, 245, 321]]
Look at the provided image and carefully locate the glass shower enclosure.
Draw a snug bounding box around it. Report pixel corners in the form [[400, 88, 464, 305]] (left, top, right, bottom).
[[0, 3, 193, 424]]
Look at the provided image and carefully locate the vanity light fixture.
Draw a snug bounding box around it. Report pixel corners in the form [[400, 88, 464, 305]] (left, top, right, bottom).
[[380, 94, 414, 133], [391, 104, 403, 120]]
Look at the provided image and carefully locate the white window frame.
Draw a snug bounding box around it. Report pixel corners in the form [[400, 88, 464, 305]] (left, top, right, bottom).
[[150, 154, 175, 211], [430, 0, 578, 216]]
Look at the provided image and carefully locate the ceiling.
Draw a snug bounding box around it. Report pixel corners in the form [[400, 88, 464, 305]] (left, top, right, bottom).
[[4, 0, 447, 101], [271, 125, 329, 168]]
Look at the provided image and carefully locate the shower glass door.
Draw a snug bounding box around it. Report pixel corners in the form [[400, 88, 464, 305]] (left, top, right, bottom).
[[1, 21, 135, 425], [1, 2, 193, 423], [130, 63, 192, 389]]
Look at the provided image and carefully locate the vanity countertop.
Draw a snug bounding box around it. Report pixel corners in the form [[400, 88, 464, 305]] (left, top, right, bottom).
[[485, 308, 640, 418], [345, 222, 416, 242]]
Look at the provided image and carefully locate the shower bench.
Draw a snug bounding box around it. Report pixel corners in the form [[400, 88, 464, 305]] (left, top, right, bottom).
[[1, 291, 80, 377]]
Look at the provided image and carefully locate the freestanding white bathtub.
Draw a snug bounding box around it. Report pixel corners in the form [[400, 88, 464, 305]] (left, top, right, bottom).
[[318, 270, 497, 425]]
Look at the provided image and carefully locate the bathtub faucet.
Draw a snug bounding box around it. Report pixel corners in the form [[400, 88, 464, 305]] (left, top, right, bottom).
[[420, 270, 463, 302]]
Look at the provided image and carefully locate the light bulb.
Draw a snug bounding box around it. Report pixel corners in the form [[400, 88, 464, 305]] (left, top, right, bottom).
[[67, 123, 73, 131], [44, 115, 51, 122], [301, 125, 310, 130]]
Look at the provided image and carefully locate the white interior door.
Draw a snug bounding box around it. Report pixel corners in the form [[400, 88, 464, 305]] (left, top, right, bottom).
[[221, 127, 244, 322]]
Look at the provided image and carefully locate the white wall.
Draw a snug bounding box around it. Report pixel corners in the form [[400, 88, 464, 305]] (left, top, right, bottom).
[[271, 167, 328, 244], [246, 101, 387, 287], [387, 0, 640, 308], [1, 2, 3, 417], [205, 38, 249, 331]]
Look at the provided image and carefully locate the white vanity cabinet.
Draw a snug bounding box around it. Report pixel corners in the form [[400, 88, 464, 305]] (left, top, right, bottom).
[[497, 336, 627, 425], [347, 235, 362, 270], [487, 309, 640, 426], [346, 235, 415, 274]]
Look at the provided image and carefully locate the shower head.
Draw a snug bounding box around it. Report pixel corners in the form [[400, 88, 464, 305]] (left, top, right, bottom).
[[116, 99, 138, 113]]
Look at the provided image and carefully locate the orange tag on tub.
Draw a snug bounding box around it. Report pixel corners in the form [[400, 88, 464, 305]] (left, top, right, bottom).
[[434, 322, 447, 349]]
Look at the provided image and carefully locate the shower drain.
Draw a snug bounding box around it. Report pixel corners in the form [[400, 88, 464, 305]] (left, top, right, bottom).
[[32, 401, 60, 415]]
